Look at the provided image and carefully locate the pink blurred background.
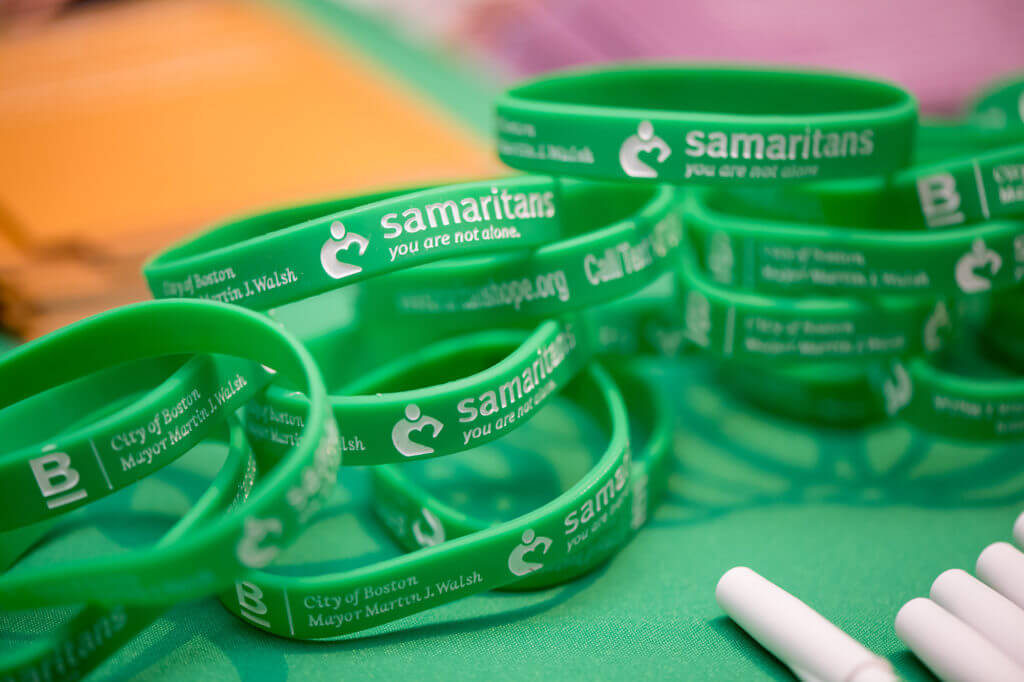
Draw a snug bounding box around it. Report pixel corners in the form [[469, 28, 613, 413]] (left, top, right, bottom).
[[350, 0, 1024, 113]]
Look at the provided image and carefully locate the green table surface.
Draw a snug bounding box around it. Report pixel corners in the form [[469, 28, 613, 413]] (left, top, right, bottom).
[[3, 353, 1021, 681]]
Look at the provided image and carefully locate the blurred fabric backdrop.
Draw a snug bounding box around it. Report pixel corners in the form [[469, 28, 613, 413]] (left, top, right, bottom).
[[0, 0, 1022, 341]]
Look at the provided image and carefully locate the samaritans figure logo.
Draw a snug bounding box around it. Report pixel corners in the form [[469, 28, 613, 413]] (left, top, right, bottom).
[[955, 237, 1001, 293], [321, 220, 369, 280], [924, 300, 951, 353], [412, 508, 445, 547], [236, 516, 283, 568], [882, 362, 912, 416], [508, 528, 552, 576], [684, 290, 712, 348], [708, 231, 735, 284], [391, 404, 444, 457], [619, 120, 671, 178]]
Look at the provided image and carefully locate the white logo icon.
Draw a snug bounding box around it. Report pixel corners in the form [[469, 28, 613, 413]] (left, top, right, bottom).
[[236, 581, 271, 628], [236, 516, 283, 568], [320, 220, 369, 280], [412, 508, 445, 547], [955, 237, 1002, 293], [1014, 234, 1024, 282], [708, 231, 735, 284], [650, 327, 686, 358], [916, 172, 964, 228], [391, 404, 444, 457], [683, 290, 712, 348], [29, 448, 87, 509], [619, 120, 671, 178], [924, 300, 951, 353], [508, 528, 552, 577], [882, 362, 913, 416]]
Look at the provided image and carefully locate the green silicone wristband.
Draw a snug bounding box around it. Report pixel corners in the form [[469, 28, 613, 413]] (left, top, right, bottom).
[[219, 362, 632, 640], [915, 119, 996, 164], [362, 183, 682, 322], [0, 299, 340, 608], [0, 353, 266, 531], [685, 190, 1024, 296], [144, 177, 594, 310], [870, 355, 1024, 441], [369, 358, 672, 590], [587, 273, 690, 359], [246, 317, 594, 465], [357, 271, 688, 373], [970, 73, 1024, 140], [0, 416, 257, 682], [772, 143, 1024, 230], [676, 248, 955, 363], [495, 64, 917, 184]]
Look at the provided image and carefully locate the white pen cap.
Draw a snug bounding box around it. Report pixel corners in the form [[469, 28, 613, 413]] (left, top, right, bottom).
[[895, 597, 1024, 682], [1014, 511, 1024, 550], [930, 568, 1024, 669], [716, 566, 897, 682], [976, 541, 1024, 610]]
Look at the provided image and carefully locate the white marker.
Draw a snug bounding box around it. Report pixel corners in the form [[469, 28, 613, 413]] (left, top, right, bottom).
[[895, 597, 1024, 682], [716, 567, 897, 682], [1014, 511, 1024, 549], [930, 568, 1024, 668], [976, 541, 1024, 610]]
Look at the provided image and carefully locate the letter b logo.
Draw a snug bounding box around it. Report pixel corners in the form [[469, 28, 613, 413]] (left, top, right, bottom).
[[29, 451, 87, 509], [236, 581, 271, 628], [917, 173, 965, 228]]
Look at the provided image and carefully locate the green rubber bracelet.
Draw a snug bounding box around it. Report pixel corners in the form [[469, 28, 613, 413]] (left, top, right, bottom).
[[676, 248, 955, 363], [915, 119, 996, 164], [144, 177, 606, 311], [685, 189, 1024, 296], [219, 362, 631, 640], [970, 73, 1024, 140], [587, 273, 690, 359], [361, 183, 682, 322], [370, 359, 672, 591], [0, 353, 266, 531], [358, 270, 688, 371], [0, 299, 340, 608], [495, 64, 917, 184], [710, 146, 1024, 234], [872, 353, 1024, 441], [246, 317, 594, 465], [0, 416, 257, 682]]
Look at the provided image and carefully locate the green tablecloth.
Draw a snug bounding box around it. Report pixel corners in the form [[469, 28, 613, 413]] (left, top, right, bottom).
[[4, 356, 1021, 681]]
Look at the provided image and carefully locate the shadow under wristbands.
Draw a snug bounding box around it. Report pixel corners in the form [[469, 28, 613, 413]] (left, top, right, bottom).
[[0, 300, 340, 609], [0, 416, 257, 682], [144, 177, 666, 311], [676, 248, 955, 363], [219, 363, 631, 640], [369, 359, 674, 591], [495, 64, 916, 184], [684, 190, 1024, 297], [0, 353, 265, 532], [245, 318, 595, 465]]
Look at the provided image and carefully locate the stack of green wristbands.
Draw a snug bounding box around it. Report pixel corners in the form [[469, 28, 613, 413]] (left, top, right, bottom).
[[2, 63, 1024, 679]]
